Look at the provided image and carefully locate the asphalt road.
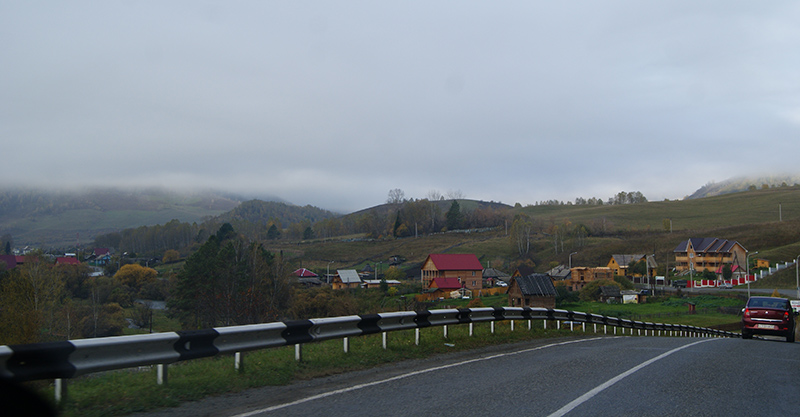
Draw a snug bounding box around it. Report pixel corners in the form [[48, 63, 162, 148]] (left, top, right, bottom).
[[133, 335, 800, 417]]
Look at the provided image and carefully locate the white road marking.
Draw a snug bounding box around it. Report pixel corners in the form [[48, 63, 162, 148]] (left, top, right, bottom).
[[546, 338, 718, 417], [229, 337, 607, 417]]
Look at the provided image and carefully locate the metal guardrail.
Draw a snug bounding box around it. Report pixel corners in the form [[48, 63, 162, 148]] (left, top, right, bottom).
[[0, 307, 737, 387]]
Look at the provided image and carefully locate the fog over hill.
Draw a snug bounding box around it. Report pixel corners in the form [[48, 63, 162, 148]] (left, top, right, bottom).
[[686, 175, 800, 199], [1, 174, 798, 248]]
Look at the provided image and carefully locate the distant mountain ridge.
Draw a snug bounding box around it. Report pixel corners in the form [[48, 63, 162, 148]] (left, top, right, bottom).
[[687, 175, 800, 199], [216, 200, 338, 228], [0, 187, 249, 247]]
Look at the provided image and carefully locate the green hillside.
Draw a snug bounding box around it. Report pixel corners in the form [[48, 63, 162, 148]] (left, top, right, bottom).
[[264, 186, 800, 289], [0, 188, 243, 248]]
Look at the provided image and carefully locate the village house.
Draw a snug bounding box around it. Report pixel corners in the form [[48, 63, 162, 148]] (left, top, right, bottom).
[[421, 254, 483, 292], [0, 254, 17, 271], [331, 269, 362, 290], [673, 238, 747, 274], [599, 286, 622, 303], [567, 267, 614, 291], [56, 256, 80, 266], [507, 274, 556, 308], [482, 267, 510, 287], [606, 254, 655, 277], [545, 264, 571, 281], [362, 279, 401, 289], [424, 277, 463, 300]]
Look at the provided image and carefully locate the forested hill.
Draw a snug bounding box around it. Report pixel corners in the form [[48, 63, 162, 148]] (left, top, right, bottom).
[[215, 200, 338, 228], [0, 188, 244, 248]]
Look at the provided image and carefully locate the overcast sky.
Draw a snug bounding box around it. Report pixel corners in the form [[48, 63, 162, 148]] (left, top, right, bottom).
[[2, 2, 799, 213]]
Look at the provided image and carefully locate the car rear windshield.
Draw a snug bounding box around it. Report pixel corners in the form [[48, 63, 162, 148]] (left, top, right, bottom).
[[748, 298, 789, 309]]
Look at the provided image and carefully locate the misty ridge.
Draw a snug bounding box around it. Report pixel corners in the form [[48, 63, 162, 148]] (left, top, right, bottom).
[[0, 174, 797, 250]]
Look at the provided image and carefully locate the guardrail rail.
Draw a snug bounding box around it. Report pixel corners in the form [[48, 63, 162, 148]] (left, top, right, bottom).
[[0, 307, 738, 403]]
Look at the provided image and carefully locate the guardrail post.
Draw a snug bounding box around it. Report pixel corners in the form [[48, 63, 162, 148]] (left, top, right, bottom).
[[415, 329, 420, 346], [603, 325, 607, 334], [557, 321, 561, 330], [295, 344, 302, 362], [511, 320, 515, 331], [581, 323, 585, 332], [55, 378, 67, 404], [528, 320, 532, 330], [491, 321, 495, 334], [382, 332, 388, 350], [343, 337, 349, 353], [593, 323, 597, 333], [469, 323, 474, 336], [543, 320, 547, 329], [235, 352, 243, 372], [443, 325, 448, 339], [157, 364, 168, 385]]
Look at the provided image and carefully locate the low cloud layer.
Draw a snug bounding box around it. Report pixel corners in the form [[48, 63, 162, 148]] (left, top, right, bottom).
[[2, 2, 799, 212]]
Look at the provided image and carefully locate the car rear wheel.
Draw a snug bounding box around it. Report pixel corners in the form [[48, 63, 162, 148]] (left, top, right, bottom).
[[741, 329, 752, 339], [787, 331, 795, 343]]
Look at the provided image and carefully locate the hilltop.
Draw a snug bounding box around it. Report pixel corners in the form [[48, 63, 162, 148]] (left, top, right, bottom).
[[687, 175, 800, 199], [0, 187, 247, 248], [2, 175, 799, 252]]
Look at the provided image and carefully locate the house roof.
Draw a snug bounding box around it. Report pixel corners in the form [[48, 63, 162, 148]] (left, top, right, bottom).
[[430, 277, 462, 290], [715, 264, 741, 274], [611, 254, 645, 267], [545, 264, 571, 280], [94, 248, 110, 256], [337, 269, 362, 284], [482, 267, 510, 279], [293, 268, 319, 277], [674, 238, 745, 254], [56, 257, 80, 265], [0, 254, 17, 271], [599, 286, 621, 297], [514, 274, 557, 297], [426, 254, 483, 271]]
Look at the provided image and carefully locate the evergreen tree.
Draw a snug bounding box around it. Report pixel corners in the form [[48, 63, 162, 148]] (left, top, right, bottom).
[[267, 224, 281, 240], [445, 200, 463, 230]]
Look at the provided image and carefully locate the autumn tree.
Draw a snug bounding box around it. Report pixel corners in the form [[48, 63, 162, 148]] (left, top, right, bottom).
[[114, 264, 158, 293], [387, 188, 405, 204], [163, 249, 180, 263], [0, 269, 42, 344], [510, 213, 534, 257]]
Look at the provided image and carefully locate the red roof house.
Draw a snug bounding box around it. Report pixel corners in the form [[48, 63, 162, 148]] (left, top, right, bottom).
[[293, 268, 319, 277], [56, 257, 80, 266], [0, 255, 17, 271], [421, 254, 483, 291], [427, 277, 464, 299]]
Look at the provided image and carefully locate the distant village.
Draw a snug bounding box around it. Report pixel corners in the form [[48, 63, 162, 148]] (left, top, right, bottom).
[[3, 236, 785, 311]]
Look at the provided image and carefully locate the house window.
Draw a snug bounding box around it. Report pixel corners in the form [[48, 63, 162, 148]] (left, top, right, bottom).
[[472, 271, 476, 276]]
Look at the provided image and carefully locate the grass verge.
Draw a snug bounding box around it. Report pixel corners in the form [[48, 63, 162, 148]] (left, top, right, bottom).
[[41, 320, 656, 416]]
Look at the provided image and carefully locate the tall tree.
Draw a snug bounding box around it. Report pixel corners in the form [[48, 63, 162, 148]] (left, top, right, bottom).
[[168, 225, 291, 329], [446, 200, 463, 230], [387, 189, 405, 204]]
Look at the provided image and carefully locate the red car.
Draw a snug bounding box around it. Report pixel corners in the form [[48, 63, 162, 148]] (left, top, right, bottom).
[[741, 296, 797, 343]]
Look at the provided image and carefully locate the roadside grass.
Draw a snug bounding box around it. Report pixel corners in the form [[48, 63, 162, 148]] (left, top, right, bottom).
[[49, 321, 611, 417], [749, 266, 800, 291]]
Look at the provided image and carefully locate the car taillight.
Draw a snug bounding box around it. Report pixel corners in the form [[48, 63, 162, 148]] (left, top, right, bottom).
[[785, 311, 790, 321], [744, 308, 750, 318]]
